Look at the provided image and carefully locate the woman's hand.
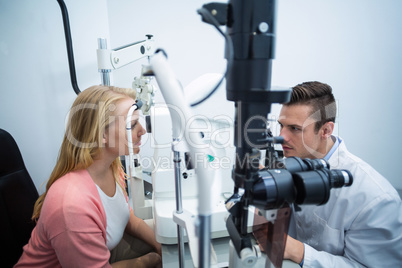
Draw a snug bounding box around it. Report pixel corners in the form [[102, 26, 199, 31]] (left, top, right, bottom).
[[112, 252, 161, 268], [154, 242, 162, 257]]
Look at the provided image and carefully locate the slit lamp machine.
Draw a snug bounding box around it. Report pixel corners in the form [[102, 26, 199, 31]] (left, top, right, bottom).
[[95, 1, 353, 267]]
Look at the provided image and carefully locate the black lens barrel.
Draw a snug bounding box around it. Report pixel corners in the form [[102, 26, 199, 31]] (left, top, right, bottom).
[[283, 157, 329, 174], [252, 157, 353, 208], [252, 169, 296, 210], [292, 170, 331, 205]]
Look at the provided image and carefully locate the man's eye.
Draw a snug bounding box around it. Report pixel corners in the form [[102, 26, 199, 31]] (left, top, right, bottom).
[[291, 126, 300, 131], [131, 122, 137, 129]]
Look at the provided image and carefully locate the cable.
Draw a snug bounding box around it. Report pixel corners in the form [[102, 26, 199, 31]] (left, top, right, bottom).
[[56, 0, 81, 95], [190, 8, 234, 107]]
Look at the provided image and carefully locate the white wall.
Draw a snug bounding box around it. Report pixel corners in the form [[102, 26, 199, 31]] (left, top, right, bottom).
[[275, 0, 402, 189], [0, 0, 109, 193], [1, 0, 401, 193]]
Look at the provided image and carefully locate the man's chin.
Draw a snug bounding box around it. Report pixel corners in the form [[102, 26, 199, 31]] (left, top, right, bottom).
[[283, 151, 296, 158]]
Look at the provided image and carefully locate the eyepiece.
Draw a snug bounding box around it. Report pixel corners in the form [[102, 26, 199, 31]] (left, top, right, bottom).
[[329, 169, 353, 187]]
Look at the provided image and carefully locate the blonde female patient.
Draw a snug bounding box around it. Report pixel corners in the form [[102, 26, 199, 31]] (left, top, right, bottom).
[[15, 86, 162, 267]]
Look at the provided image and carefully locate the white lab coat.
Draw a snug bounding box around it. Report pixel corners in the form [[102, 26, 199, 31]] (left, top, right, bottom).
[[293, 137, 402, 267]]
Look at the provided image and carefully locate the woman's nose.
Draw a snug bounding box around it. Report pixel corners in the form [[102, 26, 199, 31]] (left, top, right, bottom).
[[139, 124, 146, 136]]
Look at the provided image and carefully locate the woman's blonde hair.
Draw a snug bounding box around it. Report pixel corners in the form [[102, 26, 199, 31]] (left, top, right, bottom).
[[32, 85, 136, 221]]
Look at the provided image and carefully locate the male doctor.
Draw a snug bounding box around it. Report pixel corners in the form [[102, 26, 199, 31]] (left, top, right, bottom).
[[278, 81, 402, 267]]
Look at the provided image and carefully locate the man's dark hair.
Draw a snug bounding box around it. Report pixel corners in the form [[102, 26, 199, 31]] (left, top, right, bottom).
[[285, 81, 336, 132]]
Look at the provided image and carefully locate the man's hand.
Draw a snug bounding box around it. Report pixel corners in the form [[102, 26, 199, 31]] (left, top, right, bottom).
[[284, 235, 304, 264]]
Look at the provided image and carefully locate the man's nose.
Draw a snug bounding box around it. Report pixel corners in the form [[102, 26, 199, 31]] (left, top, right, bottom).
[[279, 128, 288, 142]]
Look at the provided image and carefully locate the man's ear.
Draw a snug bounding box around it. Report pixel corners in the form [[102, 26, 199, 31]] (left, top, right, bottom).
[[321, 122, 334, 139]]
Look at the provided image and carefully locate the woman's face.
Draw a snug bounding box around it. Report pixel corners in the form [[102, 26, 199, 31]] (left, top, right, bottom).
[[104, 98, 146, 157]]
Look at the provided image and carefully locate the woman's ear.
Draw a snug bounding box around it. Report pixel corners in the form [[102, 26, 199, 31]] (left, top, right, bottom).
[[102, 132, 108, 146], [321, 122, 334, 139]]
